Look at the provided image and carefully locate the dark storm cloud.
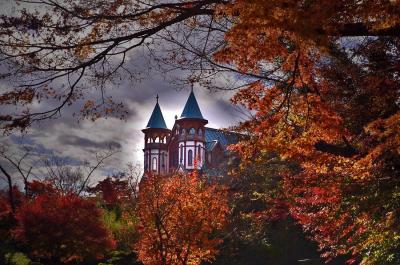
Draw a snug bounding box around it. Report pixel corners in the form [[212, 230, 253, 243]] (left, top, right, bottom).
[[8, 134, 81, 164], [59, 135, 122, 150]]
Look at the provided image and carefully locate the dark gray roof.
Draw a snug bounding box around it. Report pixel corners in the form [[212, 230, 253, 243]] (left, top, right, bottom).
[[146, 102, 167, 129], [180, 90, 204, 119], [205, 128, 239, 151]]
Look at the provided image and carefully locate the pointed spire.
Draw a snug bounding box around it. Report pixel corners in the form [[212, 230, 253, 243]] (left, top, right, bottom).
[[180, 89, 204, 119], [146, 95, 167, 129]]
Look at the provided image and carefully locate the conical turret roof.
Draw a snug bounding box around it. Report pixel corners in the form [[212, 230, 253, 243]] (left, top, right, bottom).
[[180, 90, 204, 119], [146, 96, 167, 129]]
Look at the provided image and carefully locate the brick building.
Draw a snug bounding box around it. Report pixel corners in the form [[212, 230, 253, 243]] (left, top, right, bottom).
[[142, 89, 238, 174]]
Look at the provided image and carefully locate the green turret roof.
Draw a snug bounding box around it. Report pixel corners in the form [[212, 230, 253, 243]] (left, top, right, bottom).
[[180, 90, 204, 119], [146, 96, 167, 129]]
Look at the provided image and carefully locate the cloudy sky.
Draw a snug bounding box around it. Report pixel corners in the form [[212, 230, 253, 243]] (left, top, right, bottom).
[[0, 54, 241, 186]]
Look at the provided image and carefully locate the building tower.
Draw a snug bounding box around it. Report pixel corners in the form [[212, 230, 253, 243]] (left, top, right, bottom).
[[174, 88, 208, 171], [142, 95, 171, 175]]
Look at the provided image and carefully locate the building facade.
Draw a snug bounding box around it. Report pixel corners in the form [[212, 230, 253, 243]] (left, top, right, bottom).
[[142, 90, 238, 175]]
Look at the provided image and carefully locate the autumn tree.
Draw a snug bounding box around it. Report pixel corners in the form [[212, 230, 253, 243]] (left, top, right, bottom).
[[0, 142, 116, 215], [136, 171, 228, 265], [0, 0, 225, 131], [221, 3, 400, 264], [12, 189, 116, 263], [88, 176, 131, 207], [88, 162, 143, 207], [43, 149, 117, 195]]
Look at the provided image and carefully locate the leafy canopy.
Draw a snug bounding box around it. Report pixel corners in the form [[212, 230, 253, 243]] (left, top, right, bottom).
[[137, 171, 228, 265]]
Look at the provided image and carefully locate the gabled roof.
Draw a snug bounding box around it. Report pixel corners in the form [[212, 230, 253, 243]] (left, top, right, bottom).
[[180, 90, 204, 119], [146, 101, 167, 129]]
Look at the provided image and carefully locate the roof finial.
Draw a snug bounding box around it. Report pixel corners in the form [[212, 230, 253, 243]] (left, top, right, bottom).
[[190, 82, 194, 93], [156, 94, 159, 103]]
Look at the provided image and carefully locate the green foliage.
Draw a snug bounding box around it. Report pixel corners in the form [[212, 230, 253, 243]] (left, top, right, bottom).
[[4, 252, 31, 265], [102, 208, 122, 231], [102, 208, 138, 250], [359, 230, 400, 265]]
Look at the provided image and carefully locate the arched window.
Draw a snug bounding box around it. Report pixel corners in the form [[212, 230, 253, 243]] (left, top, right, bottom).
[[188, 150, 193, 166], [152, 157, 157, 171], [181, 129, 186, 135], [180, 145, 183, 162], [189, 128, 196, 135], [161, 153, 165, 167], [198, 128, 203, 136]]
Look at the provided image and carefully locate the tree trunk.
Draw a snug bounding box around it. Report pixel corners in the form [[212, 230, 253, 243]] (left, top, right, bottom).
[[0, 164, 16, 212]]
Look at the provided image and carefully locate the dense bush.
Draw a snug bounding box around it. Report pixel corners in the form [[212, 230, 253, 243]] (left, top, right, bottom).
[[12, 193, 116, 264]]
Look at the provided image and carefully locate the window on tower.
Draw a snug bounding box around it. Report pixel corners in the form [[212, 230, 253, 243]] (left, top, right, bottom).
[[152, 157, 157, 171], [198, 128, 203, 136], [188, 150, 193, 166], [189, 128, 195, 135]]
